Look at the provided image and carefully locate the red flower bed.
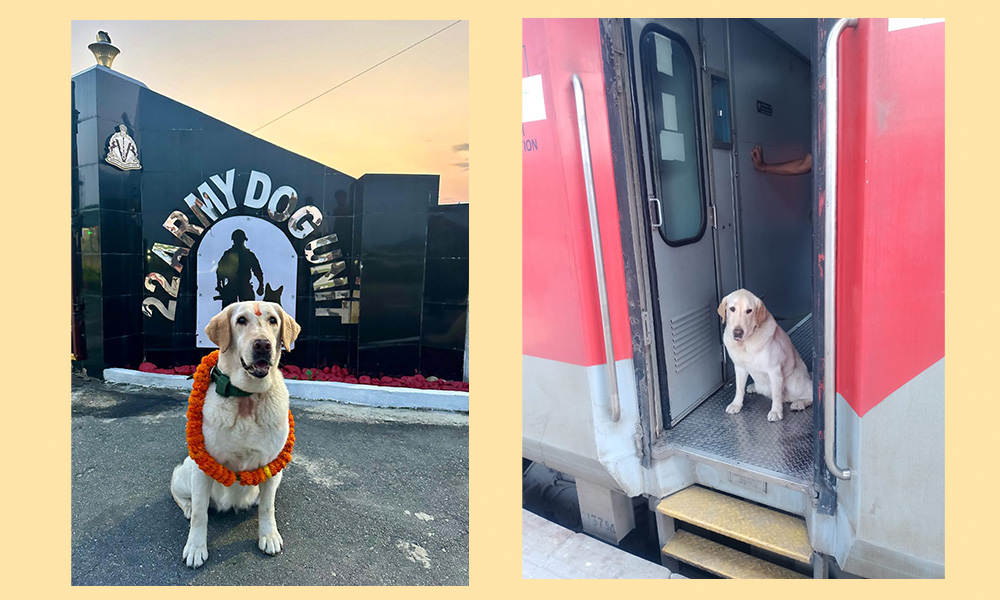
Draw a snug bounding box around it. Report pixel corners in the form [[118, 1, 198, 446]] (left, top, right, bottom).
[[136, 361, 468, 392]]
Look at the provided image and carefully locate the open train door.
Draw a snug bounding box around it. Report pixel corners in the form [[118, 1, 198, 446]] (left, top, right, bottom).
[[629, 19, 724, 426], [813, 18, 944, 576]]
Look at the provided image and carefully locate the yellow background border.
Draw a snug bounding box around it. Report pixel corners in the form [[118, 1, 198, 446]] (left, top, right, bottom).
[[0, 1, 991, 595]]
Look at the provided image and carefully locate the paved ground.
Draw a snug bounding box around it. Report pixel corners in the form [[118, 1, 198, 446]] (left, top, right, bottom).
[[71, 374, 468, 586]]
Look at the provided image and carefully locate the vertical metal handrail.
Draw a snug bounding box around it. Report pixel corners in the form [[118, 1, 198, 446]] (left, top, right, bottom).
[[823, 18, 858, 481], [571, 73, 621, 423]]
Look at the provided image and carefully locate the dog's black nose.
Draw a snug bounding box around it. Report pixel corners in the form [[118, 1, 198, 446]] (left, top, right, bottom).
[[253, 339, 272, 354], [733, 328, 744, 339]]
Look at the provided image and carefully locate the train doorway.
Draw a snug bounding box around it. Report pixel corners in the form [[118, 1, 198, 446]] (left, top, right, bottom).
[[627, 18, 816, 485]]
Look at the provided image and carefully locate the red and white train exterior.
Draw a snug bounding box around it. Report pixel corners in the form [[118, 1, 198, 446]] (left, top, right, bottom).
[[522, 18, 943, 578]]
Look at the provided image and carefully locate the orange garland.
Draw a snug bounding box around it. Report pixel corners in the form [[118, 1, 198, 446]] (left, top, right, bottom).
[[186, 350, 295, 487]]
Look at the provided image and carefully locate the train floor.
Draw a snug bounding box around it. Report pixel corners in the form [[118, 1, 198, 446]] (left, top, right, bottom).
[[658, 314, 815, 486]]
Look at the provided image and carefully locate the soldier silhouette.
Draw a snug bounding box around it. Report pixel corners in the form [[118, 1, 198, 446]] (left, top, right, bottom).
[[214, 229, 265, 308]]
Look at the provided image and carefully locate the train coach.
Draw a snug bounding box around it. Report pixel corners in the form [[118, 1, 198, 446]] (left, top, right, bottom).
[[522, 18, 944, 579]]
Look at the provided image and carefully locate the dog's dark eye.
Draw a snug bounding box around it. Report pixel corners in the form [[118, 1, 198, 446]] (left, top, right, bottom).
[[269, 316, 278, 325], [729, 307, 735, 312], [236, 316, 247, 325], [746, 309, 752, 314]]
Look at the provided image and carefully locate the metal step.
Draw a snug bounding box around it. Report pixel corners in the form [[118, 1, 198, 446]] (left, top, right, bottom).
[[656, 485, 812, 563], [662, 531, 807, 579]]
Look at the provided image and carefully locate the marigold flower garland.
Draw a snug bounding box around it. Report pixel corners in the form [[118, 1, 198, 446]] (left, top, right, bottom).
[[186, 350, 295, 487]]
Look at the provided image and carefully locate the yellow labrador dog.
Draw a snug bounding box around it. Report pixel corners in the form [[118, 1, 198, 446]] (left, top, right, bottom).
[[170, 301, 300, 568], [717, 289, 812, 422]]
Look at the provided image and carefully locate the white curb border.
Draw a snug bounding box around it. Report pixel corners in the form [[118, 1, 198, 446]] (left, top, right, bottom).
[[103, 368, 469, 412]]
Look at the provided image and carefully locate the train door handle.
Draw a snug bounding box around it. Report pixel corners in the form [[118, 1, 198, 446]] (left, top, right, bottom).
[[649, 196, 663, 229], [822, 18, 858, 481], [571, 72, 621, 423]]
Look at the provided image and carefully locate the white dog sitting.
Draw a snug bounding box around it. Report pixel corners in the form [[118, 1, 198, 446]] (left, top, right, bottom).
[[170, 301, 300, 568], [717, 289, 812, 422]]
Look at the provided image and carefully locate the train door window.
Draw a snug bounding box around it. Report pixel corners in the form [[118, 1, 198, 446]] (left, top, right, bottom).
[[710, 73, 732, 148], [641, 31, 705, 246]]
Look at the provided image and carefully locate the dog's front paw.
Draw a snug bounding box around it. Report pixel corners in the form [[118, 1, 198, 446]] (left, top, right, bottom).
[[182, 539, 209, 568], [259, 530, 284, 555], [767, 408, 783, 422], [790, 401, 807, 411], [725, 401, 743, 415]]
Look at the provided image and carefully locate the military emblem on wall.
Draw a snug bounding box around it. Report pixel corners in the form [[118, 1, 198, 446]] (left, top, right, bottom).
[[105, 124, 141, 170]]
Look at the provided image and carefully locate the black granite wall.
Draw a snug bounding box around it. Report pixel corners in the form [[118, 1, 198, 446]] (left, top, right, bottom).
[[420, 204, 469, 381], [71, 65, 468, 380], [353, 174, 436, 376]]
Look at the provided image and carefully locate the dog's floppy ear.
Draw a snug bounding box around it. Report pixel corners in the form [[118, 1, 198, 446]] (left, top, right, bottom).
[[754, 296, 770, 328], [717, 296, 729, 323], [205, 304, 233, 353], [276, 303, 301, 351]]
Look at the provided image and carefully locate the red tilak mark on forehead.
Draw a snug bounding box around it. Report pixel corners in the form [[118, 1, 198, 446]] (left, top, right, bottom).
[[253, 302, 261, 316]]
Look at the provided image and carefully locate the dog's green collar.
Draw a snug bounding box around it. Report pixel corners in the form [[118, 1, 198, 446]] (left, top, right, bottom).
[[210, 366, 253, 397]]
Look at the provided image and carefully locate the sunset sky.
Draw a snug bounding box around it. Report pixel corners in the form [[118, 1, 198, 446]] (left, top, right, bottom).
[[71, 20, 469, 203]]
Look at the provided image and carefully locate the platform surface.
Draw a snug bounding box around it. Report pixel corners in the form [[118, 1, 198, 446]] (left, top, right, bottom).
[[523, 510, 680, 579]]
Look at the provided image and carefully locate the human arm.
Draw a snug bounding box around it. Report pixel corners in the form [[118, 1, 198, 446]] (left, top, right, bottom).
[[751, 145, 812, 175]]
